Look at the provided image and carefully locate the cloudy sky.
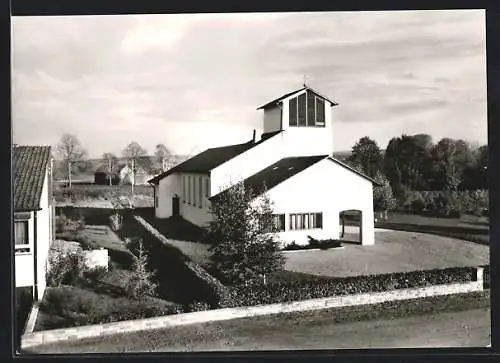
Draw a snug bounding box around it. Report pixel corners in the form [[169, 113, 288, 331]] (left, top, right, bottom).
[[12, 10, 487, 158]]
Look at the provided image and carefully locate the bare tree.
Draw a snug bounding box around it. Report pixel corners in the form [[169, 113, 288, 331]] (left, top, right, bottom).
[[102, 152, 118, 186], [154, 143, 171, 172], [122, 141, 148, 195], [56, 134, 87, 188]]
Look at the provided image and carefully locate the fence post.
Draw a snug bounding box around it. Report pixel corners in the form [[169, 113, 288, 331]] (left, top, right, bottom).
[[476, 267, 484, 288]]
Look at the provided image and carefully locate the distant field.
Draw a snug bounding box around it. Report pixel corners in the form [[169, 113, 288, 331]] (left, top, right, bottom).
[[376, 213, 489, 245]]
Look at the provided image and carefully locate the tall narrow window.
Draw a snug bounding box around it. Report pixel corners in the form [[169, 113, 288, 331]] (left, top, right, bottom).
[[188, 176, 191, 204], [192, 176, 197, 207], [316, 98, 325, 126], [297, 93, 307, 126], [315, 213, 323, 228], [205, 177, 209, 198], [289, 98, 298, 126], [199, 176, 203, 209], [289, 214, 296, 230], [15, 221, 29, 253], [307, 91, 316, 126], [182, 176, 186, 203]]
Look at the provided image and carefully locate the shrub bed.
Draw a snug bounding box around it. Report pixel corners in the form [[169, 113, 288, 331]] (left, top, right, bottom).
[[219, 266, 477, 308], [284, 238, 343, 251], [37, 286, 183, 330]]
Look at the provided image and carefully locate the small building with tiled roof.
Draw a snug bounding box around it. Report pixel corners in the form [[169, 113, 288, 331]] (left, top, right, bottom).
[[13, 145, 55, 302], [149, 85, 377, 246]]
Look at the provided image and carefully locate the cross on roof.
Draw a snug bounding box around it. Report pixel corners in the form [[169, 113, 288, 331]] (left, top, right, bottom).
[[303, 75, 308, 87]]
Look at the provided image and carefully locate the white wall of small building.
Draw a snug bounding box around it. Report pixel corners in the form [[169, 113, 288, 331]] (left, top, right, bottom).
[[263, 158, 374, 247], [14, 169, 53, 301]]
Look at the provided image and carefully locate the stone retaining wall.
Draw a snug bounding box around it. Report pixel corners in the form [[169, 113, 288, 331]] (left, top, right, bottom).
[[21, 271, 483, 349]]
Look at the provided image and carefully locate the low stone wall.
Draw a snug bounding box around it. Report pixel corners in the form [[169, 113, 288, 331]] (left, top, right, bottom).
[[84, 249, 109, 270], [21, 273, 483, 349]]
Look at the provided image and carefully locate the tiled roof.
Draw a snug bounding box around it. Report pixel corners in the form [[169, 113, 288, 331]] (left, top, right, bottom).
[[257, 86, 339, 110], [13, 146, 52, 211], [210, 155, 328, 201], [148, 131, 283, 184]]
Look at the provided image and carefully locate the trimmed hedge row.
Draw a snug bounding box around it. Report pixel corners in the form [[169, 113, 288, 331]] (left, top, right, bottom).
[[219, 266, 477, 308], [54, 184, 154, 202], [119, 215, 227, 308]]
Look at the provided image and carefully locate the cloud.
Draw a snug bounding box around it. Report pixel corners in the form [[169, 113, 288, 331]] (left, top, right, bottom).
[[11, 10, 487, 157]]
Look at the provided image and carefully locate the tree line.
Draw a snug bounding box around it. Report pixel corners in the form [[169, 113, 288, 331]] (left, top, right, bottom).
[[346, 135, 488, 217], [55, 133, 173, 187]]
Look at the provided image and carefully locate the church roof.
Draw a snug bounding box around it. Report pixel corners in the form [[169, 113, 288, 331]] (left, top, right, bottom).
[[148, 131, 283, 184], [256, 86, 339, 110], [209, 154, 378, 202]]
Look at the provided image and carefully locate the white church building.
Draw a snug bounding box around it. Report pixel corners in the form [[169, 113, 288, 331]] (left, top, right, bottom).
[[149, 86, 377, 246]]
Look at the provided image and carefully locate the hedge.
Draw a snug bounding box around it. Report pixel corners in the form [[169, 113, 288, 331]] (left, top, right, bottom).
[[118, 215, 228, 308], [219, 266, 477, 308], [397, 189, 488, 216], [54, 184, 154, 202]]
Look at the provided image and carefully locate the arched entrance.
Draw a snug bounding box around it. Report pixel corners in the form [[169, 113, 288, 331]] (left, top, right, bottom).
[[339, 209, 362, 244]]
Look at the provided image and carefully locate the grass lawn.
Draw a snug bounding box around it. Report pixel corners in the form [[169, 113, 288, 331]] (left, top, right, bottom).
[[25, 290, 490, 353], [285, 230, 489, 278], [376, 213, 489, 245]]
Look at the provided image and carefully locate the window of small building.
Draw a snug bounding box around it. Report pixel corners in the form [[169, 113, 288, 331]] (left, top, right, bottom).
[[188, 176, 191, 205], [14, 220, 30, 254], [205, 177, 210, 198]]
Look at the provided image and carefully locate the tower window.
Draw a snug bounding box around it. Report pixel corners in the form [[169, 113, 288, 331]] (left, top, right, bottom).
[[289, 98, 297, 126], [288, 91, 326, 128], [297, 93, 307, 126]]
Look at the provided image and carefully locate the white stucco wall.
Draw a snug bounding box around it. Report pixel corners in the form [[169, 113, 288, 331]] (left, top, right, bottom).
[[36, 170, 51, 300], [15, 212, 35, 288], [265, 158, 374, 246], [15, 169, 53, 301], [263, 106, 282, 133], [211, 133, 286, 195], [179, 173, 212, 226], [279, 89, 334, 156], [155, 174, 181, 218]]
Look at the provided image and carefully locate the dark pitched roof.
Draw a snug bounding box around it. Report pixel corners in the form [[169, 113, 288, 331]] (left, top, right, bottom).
[[148, 131, 283, 184], [327, 156, 380, 185], [210, 155, 328, 201], [257, 86, 339, 110], [13, 146, 52, 211], [210, 154, 380, 201]]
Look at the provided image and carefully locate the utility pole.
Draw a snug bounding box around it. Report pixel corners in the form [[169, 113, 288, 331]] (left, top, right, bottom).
[[131, 158, 135, 197], [108, 158, 112, 186]]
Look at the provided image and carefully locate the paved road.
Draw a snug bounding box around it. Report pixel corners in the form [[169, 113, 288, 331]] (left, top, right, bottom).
[[27, 307, 491, 354], [159, 308, 491, 351]]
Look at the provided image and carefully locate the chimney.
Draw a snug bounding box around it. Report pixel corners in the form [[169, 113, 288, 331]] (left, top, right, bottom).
[[253, 129, 256, 143]]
